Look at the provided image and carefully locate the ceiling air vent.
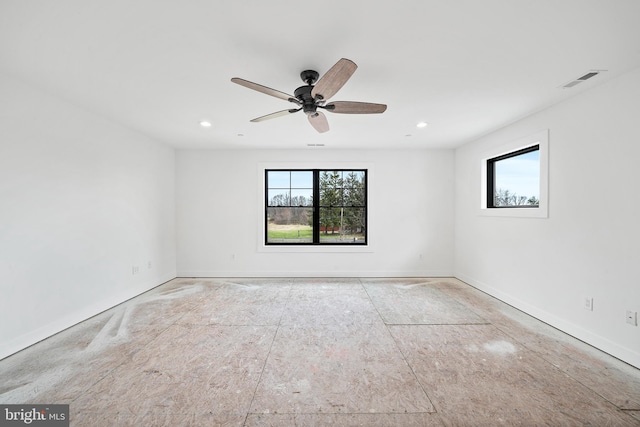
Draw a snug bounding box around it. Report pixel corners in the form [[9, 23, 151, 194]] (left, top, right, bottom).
[[578, 72, 599, 81], [561, 70, 606, 89]]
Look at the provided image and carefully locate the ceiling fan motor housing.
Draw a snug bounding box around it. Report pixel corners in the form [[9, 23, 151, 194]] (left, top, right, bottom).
[[294, 84, 318, 115]]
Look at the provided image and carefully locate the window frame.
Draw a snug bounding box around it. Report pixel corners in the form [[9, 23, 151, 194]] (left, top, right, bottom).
[[479, 129, 549, 218], [265, 168, 368, 246], [486, 144, 540, 209]]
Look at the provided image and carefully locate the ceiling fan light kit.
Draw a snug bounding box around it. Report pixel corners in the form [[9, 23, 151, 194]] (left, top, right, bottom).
[[231, 58, 387, 133]]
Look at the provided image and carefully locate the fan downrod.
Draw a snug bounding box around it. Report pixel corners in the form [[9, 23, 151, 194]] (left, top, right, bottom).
[[300, 70, 319, 85]]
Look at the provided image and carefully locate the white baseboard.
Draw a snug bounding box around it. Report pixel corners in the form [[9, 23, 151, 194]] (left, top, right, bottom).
[[0, 273, 176, 361], [455, 272, 640, 369], [176, 270, 454, 278]]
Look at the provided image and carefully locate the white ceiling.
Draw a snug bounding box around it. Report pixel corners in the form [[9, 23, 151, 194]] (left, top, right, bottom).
[[1, 0, 640, 150]]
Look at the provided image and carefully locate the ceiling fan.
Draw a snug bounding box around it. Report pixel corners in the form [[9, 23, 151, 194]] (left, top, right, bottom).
[[231, 58, 387, 133]]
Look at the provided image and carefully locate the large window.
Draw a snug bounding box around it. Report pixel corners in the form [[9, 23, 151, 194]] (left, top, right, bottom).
[[266, 169, 367, 245], [487, 145, 540, 208]]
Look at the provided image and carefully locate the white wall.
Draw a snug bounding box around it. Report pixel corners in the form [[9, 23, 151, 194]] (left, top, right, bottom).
[[176, 149, 454, 277], [6, 61, 637, 369], [455, 67, 640, 368], [0, 74, 176, 360]]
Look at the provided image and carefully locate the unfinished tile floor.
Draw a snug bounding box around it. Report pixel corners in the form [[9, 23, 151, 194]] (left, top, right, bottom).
[[1, 278, 640, 426]]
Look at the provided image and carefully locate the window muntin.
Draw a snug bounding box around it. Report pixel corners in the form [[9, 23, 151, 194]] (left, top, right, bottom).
[[487, 145, 540, 208], [266, 169, 367, 245]]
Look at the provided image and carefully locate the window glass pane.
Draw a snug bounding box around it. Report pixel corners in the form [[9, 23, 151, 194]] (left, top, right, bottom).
[[319, 171, 341, 190], [267, 171, 290, 188], [319, 207, 366, 244], [493, 149, 540, 207], [291, 189, 313, 206], [319, 171, 344, 206], [350, 171, 365, 181], [343, 171, 366, 206], [320, 189, 344, 206], [291, 171, 313, 188], [266, 207, 313, 243], [267, 189, 290, 206]]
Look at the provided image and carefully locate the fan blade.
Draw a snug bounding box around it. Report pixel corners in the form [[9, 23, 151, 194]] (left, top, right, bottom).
[[308, 112, 329, 133], [311, 58, 357, 101], [324, 101, 387, 114], [250, 108, 301, 122], [231, 78, 299, 103]]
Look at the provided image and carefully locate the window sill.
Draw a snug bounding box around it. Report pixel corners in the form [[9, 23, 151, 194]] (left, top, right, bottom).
[[257, 244, 374, 253], [478, 206, 548, 218]]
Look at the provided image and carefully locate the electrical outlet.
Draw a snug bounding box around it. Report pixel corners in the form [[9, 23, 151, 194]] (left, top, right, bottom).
[[132, 265, 139, 275], [626, 311, 638, 326], [583, 297, 593, 311]]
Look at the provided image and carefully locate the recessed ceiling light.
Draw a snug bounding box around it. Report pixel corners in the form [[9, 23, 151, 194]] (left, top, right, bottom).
[[199, 120, 212, 128], [416, 122, 428, 128]]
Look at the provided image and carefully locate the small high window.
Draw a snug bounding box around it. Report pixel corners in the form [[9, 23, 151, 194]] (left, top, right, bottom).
[[487, 145, 540, 208], [265, 169, 367, 245]]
